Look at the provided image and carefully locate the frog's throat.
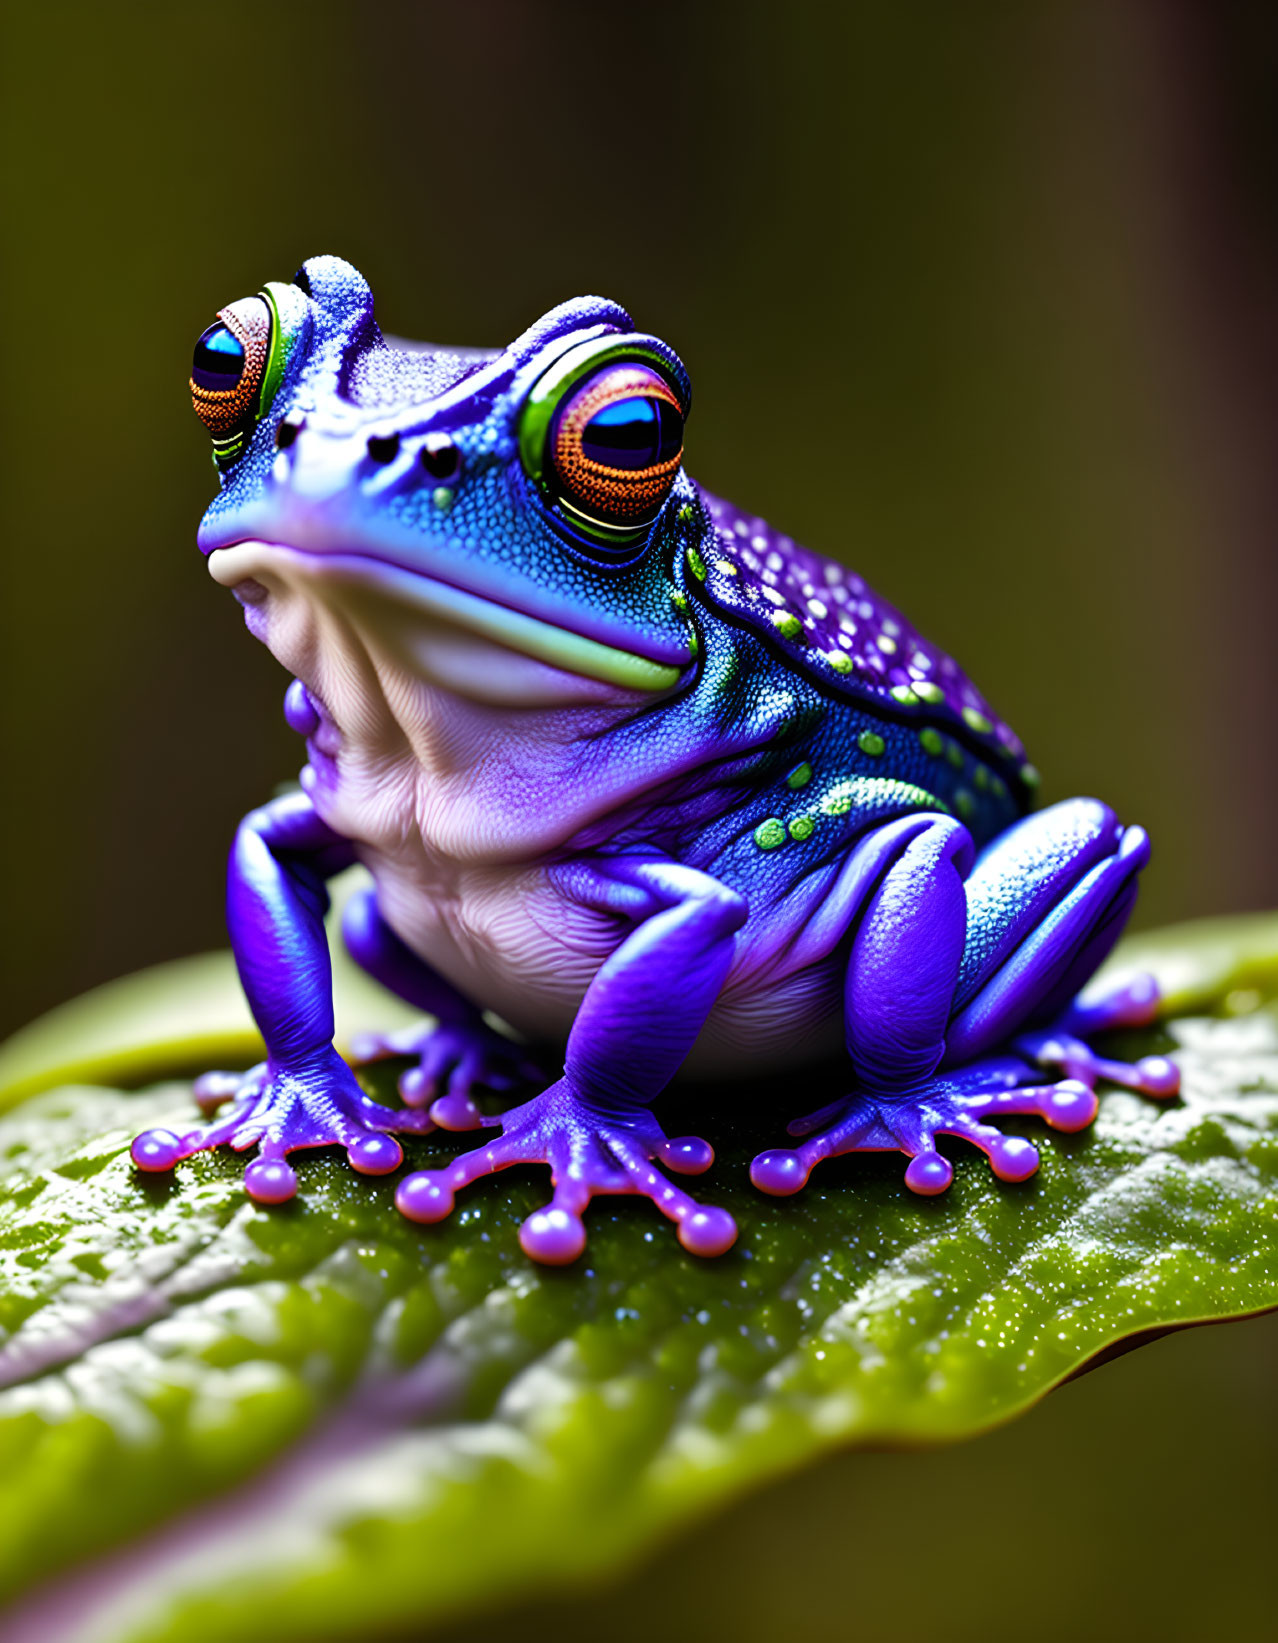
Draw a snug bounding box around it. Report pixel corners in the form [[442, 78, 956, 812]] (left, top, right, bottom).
[[207, 542, 686, 694]]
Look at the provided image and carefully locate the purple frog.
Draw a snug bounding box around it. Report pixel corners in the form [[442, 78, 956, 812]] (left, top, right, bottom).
[[131, 256, 1179, 1264]]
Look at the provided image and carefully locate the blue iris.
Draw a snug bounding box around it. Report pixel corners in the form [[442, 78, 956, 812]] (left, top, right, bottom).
[[192, 322, 245, 391]]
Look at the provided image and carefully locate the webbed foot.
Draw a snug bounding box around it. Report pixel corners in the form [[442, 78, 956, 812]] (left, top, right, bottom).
[[130, 1045, 437, 1203], [395, 1079, 737, 1264], [348, 1018, 541, 1131], [750, 1059, 1093, 1196], [752, 972, 1179, 1199]]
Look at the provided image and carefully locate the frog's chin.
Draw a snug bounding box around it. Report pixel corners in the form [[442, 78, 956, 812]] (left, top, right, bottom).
[[207, 539, 686, 708]]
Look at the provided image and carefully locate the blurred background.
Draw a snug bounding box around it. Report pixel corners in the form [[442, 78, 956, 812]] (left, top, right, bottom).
[[3, 0, 1277, 1032], [2, 1, 1275, 1636]]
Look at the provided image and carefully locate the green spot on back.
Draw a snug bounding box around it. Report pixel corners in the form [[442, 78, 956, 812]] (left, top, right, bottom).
[[786, 762, 813, 790], [686, 546, 707, 581], [963, 707, 993, 734], [913, 680, 944, 704], [919, 728, 943, 756], [754, 817, 787, 850], [771, 611, 802, 642], [858, 731, 885, 758], [890, 685, 918, 706], [1021, 763, 1041, 787], [946, 742, 965, 769], [955, 789, 976, 820], [788, 815, 815, 842], [670, 589, 688, 613], [827, 651, 853, 674]]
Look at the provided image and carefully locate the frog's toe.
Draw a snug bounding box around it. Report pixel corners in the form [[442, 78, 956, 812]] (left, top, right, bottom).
[[130, 1048, 436, 1194], [750, 1147, 818, 1196], [751, 1065, 1100, 1199], [191, 1065, 261, 1116], [515, 1171, 735, 1265], [132, 1080, 269, 1175], [423, 1089, 487, 1132], [936, 1108, 1041, 1182], [902, 1151, 956, 1194], [1059, 969, 1162, 1034], [1016, 1023, 1181, 1100], [243, 1157, 299, 1204], [131, 1127, 192, 1173], [519, 1205, 589, 1265], [350, 1020, 540, 1114], [395, 1080, 736, 1263]]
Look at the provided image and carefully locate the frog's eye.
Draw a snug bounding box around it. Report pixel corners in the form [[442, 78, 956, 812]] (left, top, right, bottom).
[[549, 365, 683, 531], [189, 294, 274, 469], [520, 338, 690, 550]]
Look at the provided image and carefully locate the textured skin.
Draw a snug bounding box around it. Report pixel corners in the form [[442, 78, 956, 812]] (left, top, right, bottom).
[[133, 255, 1179, 1261]]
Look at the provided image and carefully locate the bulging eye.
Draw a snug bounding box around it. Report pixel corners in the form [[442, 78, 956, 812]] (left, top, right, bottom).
[[189, 294, 273, 456], [548, 365, 684, 533], [519, 335, 691, 550]]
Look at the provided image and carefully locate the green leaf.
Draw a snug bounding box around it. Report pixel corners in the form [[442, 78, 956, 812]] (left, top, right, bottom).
[[0, 912, 1276, 1642]]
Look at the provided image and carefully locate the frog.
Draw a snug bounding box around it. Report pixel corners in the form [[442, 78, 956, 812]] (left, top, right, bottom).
[[131, 254, 1180, 1264]]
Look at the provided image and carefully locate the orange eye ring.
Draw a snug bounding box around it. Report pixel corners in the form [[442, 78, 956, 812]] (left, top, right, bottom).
[[189, 295, 271, 439], [549, 365, 684, 530], [519, 334, 692, 548]]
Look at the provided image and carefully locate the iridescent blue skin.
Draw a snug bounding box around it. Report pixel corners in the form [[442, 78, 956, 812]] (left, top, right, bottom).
[[132, 256, 1180, 1264]]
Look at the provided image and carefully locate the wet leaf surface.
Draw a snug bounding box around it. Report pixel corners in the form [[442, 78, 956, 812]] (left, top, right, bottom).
[[0, 914, 1275, 1642]]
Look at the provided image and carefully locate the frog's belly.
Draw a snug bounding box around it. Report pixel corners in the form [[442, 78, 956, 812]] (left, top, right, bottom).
[[361, 854, 847, 1079]]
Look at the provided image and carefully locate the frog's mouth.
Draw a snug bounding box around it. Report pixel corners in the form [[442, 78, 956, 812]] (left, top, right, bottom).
[[207, 540, 688, 696]]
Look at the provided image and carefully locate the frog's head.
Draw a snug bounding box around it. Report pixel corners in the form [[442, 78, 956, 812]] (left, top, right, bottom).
[[189, 255, 703, 709]]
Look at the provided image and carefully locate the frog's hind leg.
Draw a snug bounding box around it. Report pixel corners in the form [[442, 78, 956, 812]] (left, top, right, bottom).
[[752, 798, 1177, 1200], [945, 803, 1179, 1100]]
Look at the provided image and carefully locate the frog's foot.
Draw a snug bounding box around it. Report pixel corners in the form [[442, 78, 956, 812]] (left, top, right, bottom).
[[750, 1057, 1102, 1198], [395, 1080, 737, 1265], [1014, 1023, 1180, 1101], [1008, 968, 1178, 1100], [1018, 970, 1180, 1099], [752, 969, 1180, 1200], [130, 1046, 438, 1205], [347, 1019, 542, 1131]]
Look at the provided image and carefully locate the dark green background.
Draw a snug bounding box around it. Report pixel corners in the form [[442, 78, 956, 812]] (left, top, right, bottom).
[[2, 2, 1276, 1637]]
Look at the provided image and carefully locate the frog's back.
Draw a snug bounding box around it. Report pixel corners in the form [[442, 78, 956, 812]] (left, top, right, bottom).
[[686, 488, 1037, 827]]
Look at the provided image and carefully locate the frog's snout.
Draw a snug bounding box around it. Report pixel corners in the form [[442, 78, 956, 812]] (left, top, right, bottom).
[[269, 417, 371, 507]]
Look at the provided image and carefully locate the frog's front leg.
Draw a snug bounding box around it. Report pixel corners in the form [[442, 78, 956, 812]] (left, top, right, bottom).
[[340, 886, 542, 1128], [395, 855, 747, 1264], [752, 800, 1179, 1199], [130, 793, 436, 1202]]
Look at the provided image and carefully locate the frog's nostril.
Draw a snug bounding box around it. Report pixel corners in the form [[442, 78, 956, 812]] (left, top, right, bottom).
[[420, 434, 461, 481], [275, 417, 304, 451], [366, 434, 400, 464]]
